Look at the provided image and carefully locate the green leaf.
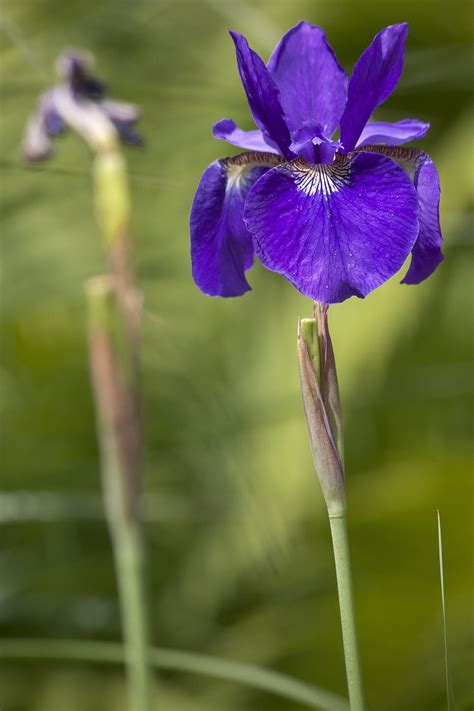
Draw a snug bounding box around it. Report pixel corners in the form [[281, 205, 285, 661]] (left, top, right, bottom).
[[0, 638, 349, 711]]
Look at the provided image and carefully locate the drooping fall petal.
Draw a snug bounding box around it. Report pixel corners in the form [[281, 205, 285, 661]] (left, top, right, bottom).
[[244, 152, 419, 303], [402, 153, 444, 283], [190, 152, 282, 296]]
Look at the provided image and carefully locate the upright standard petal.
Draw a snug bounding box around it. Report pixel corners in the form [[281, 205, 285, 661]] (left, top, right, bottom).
[[190, 152, 282, 297], [213, 119, 279, 153], [356, 118, 429, 147], [340, 23, 409, 151], [244, 152, 419, 303], [267, 21, 347, 137], [402, 154, 444, 283], [230, 31, 293, 158]]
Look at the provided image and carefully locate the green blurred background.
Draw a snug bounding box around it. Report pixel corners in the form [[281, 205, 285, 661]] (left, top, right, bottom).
[[1, 0, 473, 709]]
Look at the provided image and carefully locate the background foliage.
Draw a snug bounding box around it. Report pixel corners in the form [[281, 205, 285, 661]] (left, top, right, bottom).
[[1, 0, 473, 709]]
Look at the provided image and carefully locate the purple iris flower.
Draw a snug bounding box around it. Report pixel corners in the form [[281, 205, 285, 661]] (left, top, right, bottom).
[[190, 22, 444, 303], [23, 51, 142, 161]]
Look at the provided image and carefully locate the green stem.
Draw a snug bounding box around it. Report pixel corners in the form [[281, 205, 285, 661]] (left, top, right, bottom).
[[0, 638, 349, 711], [86, 278, 151, 711], [113, 524, 151, 711], [88, 145, 150, 711], [329, 514, 367, 711]]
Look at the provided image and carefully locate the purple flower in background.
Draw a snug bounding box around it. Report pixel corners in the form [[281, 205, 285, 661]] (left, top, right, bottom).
[[190, 22, 444, 303], [23, 51, 142, 161]]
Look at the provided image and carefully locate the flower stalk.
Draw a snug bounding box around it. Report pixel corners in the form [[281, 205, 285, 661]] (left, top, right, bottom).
[[86, 276, 150, 710], [22, 50, 153, 711], [328, 514, 366, 711], [298, 305, 366, 711], [86, 142, 151, 711]]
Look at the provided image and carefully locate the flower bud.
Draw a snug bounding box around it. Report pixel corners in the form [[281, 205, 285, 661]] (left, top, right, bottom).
[[297, 305, 345, 517]]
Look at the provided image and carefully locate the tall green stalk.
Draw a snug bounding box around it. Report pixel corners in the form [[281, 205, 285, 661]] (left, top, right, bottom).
[[86, 274, 151, 711], [22, 53, 153, 711], [298, 305, 367, 711], [86, 144, 152, 711], [114, 525, 151, 711], [329, 514, 366, 711]]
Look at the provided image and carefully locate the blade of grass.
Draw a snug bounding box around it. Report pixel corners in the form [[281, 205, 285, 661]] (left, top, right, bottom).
[[0, 638, 349, 711], [437, 510, 456, 711], [0, 16, 49, 82]]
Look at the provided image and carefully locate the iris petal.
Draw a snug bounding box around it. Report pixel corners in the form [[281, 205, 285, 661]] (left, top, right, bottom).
[[213, 119, 279, 153], [352, 144, 444, 284], [229, 31, 293, 158], [356, 119, 430, 147], [109, 118, 143, 146], [289, 121, 325, 161], [244, 152, 419, 303], [290, 121, 339, 163], [267, 21, 347, 137], [101, 99, 140, 123], [22, 112, 53, 161], [402, 154, 444, 283], [101, 99, 143, 145], [340, 23, 409, 151], [22, 90, 63, 161], [44, 107, 65, 136], [190, 152, 283, 297]]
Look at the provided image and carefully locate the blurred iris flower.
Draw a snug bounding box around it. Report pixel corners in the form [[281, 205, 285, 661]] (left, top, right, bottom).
[[23, 51, 142, 161], [190, 22, 444, 303]]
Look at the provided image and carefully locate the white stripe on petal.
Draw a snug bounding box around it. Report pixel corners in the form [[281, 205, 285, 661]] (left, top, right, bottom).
[[292, 160, 352, 197]]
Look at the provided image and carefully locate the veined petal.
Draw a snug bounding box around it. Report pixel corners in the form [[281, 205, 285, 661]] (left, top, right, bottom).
[[354, 144, 444, 284], [213, 119, 279, 153], [356, 118, 430, 147], [267, 21, 347, 137], [190, 152, 283, 297], [244, 152, 419, 304], [340, 23, 409, 151], [402, 154, 443, 283], [230, 31, 293, 157]]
